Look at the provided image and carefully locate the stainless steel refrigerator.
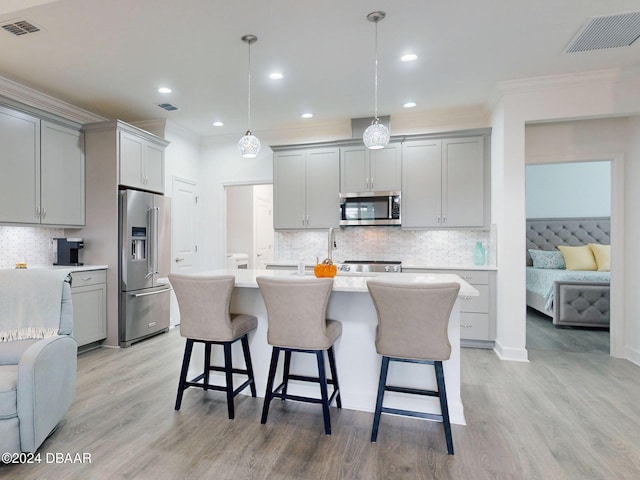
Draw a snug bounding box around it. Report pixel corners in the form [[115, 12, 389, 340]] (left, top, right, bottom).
[[119, 189, 171, 347]]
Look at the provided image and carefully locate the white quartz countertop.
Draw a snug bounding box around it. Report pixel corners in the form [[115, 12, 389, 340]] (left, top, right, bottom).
[[189, 268, 478, 297], [264, 260, 496, 271], [3, 265, 108, 272]]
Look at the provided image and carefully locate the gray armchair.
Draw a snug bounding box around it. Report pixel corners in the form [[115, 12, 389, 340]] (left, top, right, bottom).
[[0, 269, 77, 455]]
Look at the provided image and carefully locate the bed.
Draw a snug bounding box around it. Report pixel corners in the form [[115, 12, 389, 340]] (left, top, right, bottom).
[[526, 217, 610, 328]]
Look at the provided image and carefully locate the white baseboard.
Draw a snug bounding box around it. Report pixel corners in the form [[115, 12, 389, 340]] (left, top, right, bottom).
[[624, 345, 640, 367], [493, 339, 529, 362]]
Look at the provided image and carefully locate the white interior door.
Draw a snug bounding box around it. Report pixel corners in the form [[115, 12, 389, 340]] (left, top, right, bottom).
[[254, 186, 274, 268], [172, 177, 198, 272]]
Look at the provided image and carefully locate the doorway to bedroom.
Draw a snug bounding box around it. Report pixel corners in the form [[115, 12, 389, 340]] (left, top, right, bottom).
[[524, 160, 611, 355]]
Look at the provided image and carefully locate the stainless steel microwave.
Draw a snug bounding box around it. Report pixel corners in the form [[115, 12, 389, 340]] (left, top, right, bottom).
[[339, 191, 401, 226]]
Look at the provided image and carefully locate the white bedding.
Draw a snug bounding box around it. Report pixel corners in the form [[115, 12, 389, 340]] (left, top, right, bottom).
[[525, 267, 610, 310]]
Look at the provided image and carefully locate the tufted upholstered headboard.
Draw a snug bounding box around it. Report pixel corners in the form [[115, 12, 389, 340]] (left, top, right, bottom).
[[526, 217, 610, 266]]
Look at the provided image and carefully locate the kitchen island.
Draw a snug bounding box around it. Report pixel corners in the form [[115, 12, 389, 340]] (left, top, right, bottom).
[[183, 268, 478, 425]]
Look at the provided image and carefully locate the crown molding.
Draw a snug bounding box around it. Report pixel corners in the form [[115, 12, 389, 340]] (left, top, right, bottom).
[[0, 75, 106, 124], [497, 68, 621, 95]]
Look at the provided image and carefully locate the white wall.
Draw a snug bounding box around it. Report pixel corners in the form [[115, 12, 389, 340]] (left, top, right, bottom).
[[525, 161, 611, 218], [492, 66, 640, 363], [625, 117, 640, 365]]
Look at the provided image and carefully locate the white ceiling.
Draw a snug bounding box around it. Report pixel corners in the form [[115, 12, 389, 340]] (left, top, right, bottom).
[[1, 0, 639, 138]]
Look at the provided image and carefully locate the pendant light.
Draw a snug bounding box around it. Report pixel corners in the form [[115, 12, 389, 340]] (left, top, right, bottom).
[[363, 11, 390, 150], [238, 34, 261, 158]]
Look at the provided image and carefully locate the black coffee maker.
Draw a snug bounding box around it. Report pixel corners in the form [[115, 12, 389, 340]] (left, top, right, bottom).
[[54, 238, 84, 266]]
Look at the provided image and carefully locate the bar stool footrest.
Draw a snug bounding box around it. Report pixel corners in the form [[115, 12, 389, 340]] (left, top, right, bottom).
[[381, 406, 444, 423], [385, 385, 439, 397]]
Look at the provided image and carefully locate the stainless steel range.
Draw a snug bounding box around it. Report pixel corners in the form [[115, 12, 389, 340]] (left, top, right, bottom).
[[338, 260, 402, 273]]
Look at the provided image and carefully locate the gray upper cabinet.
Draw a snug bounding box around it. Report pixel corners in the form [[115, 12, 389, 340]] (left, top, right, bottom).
[[0, 106, 40, 224], [119, 130, 165, 193], [402, 136, 487, 228], [340, 143, 401, 193], [401, 139, 442, 228], [273, 147, 340, 229], [41, 121, 85, 226], [0, 104, 85, 226]]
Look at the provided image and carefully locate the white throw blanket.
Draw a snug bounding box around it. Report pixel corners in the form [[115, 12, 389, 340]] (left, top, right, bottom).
[[0, 269, 69, 342]]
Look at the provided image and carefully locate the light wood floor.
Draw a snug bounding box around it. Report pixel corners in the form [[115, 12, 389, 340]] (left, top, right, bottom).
[[3, 320, 639, 480]]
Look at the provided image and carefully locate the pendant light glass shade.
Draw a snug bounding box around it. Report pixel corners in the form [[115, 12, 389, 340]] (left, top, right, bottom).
[[238, 34, 260, 158], [238, 130, 261, 158], [363, 11, 389, 150], [363, 119, 390, 150]]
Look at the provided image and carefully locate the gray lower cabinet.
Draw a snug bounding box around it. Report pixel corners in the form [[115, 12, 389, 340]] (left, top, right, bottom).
[[0, 104, 85, 226], [403, 267, 496, 348], [71, 270, 107, 348]]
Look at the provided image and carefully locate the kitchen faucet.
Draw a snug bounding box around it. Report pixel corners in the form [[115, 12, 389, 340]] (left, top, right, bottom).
[[328, 227, 337, 262]]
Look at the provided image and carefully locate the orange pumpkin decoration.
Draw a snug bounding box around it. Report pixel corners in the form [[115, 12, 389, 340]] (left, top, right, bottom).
[[314, 258, 337, 278]]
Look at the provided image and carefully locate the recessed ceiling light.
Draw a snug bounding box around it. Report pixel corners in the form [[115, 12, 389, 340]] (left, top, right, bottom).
[[269, 72, 284, 80], [400, 53, 417, 62], [158, 87, 172, 94], [403, 102, 417, 108], [212, 121, 224, 127], [301, 113, 313, 119]]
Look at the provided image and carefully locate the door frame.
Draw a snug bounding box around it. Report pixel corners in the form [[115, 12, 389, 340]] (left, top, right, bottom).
[[524, 153, 624, 358]]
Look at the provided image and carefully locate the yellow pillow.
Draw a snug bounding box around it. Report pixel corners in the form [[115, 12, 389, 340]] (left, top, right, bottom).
[[589, 243, 611, 271], [557, 245, 597, 271]]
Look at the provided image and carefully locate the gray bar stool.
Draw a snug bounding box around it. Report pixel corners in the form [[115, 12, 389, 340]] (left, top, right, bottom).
[[256, 276, 342, 435], [366, 280, 460, 454], [169, 274, 257, 419]]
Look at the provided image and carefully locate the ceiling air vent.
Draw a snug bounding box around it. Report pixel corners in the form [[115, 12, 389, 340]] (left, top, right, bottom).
[[567, 10, 640, 53], [158, 103, 179, 111], [1, 19, 41, 36]]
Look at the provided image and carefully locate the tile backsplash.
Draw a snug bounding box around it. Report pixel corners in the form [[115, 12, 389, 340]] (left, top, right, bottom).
[[276, 226, 496, 267], [0, 227, 64, 268]]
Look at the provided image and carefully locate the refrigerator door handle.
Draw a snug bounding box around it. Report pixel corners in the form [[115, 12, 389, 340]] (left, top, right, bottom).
[[152, 206, 160, 275], [129, 287, 172, 298], [146, 207, 160, 278]]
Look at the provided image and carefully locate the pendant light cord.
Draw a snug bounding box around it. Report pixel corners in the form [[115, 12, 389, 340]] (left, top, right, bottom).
[[247, 40, 252, 132], [373, 18, 379, 121]]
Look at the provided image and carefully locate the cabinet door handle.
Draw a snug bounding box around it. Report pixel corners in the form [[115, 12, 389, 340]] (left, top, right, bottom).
[[442, 215, 446, 224], [81, 277, 92, 281], [41, 207, 46, 219], [461, 296, 472, 300], [306, 214, 309, 226], [461, 324, 472, 328], [35, 206, 40, 219], [370, 178, 374, 189], [175, 257, 185, 263], [437, 215, 441, 224]]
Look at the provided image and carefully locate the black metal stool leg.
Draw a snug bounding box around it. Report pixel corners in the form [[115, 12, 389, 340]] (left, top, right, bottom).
[[261, 347, 280, 424], [316, 350, 332, 435], [282, 350, 292, 400], [241, 334, 257, 397], [327, 345, 341, 408], [175, 339, 194, 410], [435, 361, 454, 455], [371, 356, 390, 442], [223, 342, 234, 419], [203, 342, 212, 390]]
